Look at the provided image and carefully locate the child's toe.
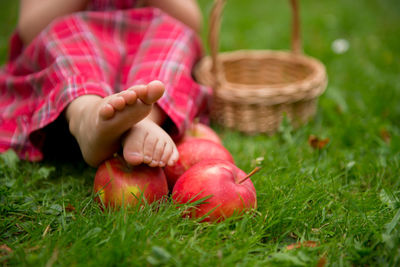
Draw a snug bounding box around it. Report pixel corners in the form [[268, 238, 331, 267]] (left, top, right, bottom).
[[99, 103, 115, 119], [151, 140, 166, 166], [160, 144, 173, 167], [167, 147, 179, 166], [143, 135, 157, 164], [109, 95, 126, 110], [120, 90, 137, 105], [139, 80, 165, 105]]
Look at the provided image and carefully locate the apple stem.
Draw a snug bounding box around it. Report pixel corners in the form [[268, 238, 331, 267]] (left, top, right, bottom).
[[238, 167, 261, 184]]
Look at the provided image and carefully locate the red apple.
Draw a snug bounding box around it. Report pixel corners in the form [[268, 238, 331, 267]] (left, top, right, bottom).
[[164, 139, 234, 190], [172, 159, 258, 222], [180, 122, 223, 145], [93, 157, 168, 209]]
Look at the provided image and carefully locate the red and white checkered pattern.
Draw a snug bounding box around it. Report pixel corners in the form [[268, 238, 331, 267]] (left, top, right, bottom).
[[0, 0, 211, 161]]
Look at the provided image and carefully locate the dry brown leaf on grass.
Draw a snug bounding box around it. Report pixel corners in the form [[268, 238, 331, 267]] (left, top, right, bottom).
[[0, 244, 12, 253], [380, 128, 391, 144], [286, 240, 319, 250], [317, 253, 327, 267], [65, 204, 76, 212], [0, 244, 13, 259], [286, 241, 327, 267], [308, 135, 330, 150]]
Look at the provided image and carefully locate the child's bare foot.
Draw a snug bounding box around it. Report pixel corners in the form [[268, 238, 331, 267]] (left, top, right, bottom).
[[122, 118, 179, 168], [66, 81, 165, 167]]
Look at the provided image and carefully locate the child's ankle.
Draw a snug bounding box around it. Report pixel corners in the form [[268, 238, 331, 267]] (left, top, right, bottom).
[[65, 95, 101, 135], [147, 105, 167, 126]]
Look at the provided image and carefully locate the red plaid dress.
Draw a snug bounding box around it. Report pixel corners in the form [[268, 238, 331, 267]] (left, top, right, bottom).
[[0, 0, 211, 161]]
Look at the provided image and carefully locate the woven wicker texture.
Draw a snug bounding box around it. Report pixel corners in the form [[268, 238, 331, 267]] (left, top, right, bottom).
[[194, 0, 327, 134]]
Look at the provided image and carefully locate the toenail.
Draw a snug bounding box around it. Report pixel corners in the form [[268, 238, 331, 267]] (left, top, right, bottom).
[[128, 152, 142, 159], [151, 160, 158, 165], [159, 161, 165, 166], [144, 156, 151, 162]]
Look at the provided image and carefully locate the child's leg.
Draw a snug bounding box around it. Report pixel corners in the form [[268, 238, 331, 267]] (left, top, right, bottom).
[[119, 11, 212, 168], [65, 80, 178, 167], [122, 10, 212, 142]]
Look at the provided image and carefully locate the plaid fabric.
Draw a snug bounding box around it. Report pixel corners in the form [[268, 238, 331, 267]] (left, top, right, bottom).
[[0, 0, 211, 161]]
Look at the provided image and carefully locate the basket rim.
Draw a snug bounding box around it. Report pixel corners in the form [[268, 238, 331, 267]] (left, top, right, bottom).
[[198, 49, 326, 87], [194, 49, 328, 105]]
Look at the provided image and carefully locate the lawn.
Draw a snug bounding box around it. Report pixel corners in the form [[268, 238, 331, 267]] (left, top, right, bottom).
[[1, 0, 400, 266]]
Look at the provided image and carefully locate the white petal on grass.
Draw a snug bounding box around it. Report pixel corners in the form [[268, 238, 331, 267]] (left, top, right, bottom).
[[332, 38, 350, 54]]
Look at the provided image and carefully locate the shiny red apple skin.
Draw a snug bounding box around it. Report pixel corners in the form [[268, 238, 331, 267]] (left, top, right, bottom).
[[164, 139, 234, 190], [94, 157, 168, 209], [172, 159, 257, 222], [179, 122, 222, 145]]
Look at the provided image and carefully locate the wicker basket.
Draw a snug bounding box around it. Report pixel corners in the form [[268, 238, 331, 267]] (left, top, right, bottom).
[[194, 0, 327, 134]]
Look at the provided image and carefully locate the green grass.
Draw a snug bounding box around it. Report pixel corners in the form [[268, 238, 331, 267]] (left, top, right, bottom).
[[1, 0, 400, 266]]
